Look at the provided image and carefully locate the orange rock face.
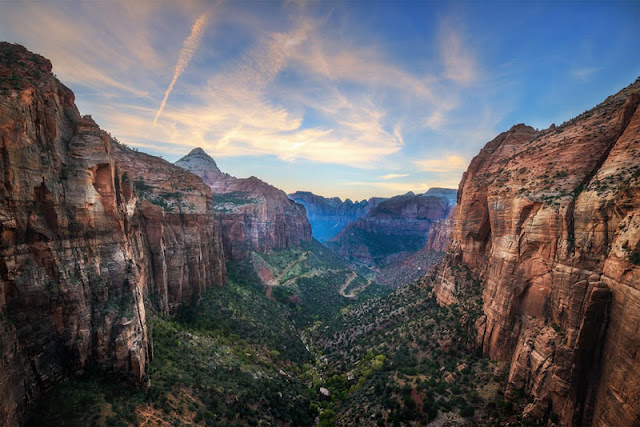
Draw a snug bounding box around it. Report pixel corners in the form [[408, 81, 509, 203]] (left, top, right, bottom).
[[176, 148, 312, 259], [0, 43, 225, 424], [434, 79, 640, 425]]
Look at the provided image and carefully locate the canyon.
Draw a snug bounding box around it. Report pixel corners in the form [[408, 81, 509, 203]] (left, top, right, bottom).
[[327, 188, 456, 267], [288, 191, 386, 241], [1, 42, 639, 427]]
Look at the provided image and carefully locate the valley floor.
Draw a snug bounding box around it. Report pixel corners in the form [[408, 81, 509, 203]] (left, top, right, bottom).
[[27, 243, 530, 426]]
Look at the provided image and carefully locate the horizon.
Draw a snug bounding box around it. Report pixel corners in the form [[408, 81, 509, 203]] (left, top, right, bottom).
[[0, 1, 638, 200]]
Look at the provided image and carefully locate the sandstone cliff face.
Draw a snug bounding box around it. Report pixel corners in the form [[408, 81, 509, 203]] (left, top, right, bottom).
[[112, 144, 226, 314], [434, 79, 640, 426], [0, 43, 225, 424], [176, 148, 312, 259], [0, 44, 149, 425], [328, 188, 456, 267], [288, 191, 385, 241]]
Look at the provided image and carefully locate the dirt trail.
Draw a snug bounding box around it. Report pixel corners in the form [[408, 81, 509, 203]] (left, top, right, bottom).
[[340, 274, 372, 298], [263, 251, 372, 300], [265, 252, 308, 298], [338, 272, 358, 298]]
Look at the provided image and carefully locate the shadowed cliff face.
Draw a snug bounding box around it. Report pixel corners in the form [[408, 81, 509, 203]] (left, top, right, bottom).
[[175, 148, 312, 259], [434, 79, 640, 426], [0, 43, 225, 424], [327, 189, 456, 268], [287, 191, 386, 241]]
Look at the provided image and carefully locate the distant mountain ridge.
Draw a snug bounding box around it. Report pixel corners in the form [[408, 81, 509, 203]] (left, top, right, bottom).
[[326, 188, 456, 268], [176, 148, 312, 259], [288, 191, 386, 241]]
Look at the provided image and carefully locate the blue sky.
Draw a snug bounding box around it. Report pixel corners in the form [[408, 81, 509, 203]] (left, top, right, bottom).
[[0, 0, 638, 200]]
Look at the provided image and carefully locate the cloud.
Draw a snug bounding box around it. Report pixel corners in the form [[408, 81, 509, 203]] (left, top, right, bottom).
[[345, 179, 461, 194], [291, 36, 437, 102], [570, 66, 600, 82], [0, 1, 181, 98], [154, 12, 210, 125], [439, 20, 478, 84], [414, 155, 468, 173], [380, 174, 409, 180], [0, 1, 505, 200], [99, 15, 405, 168]]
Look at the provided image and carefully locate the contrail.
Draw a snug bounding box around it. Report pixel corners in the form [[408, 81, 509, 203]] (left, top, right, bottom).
[[154, 13, 209, 126]]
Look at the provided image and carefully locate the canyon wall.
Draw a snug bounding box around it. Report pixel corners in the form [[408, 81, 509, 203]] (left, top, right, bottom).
[[288, 191, 386, 241], [433, 79, 640, 426], [112, 144, 226, 314], [176, 148, 312, 259], [0, 43, 225, 425]]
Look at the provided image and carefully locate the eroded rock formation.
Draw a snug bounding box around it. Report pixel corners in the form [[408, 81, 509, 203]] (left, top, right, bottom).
[[288, 191, 386, 241], [112, 144, 226, 314], [176, 148, 312, 259], [433, 79, 640, 426], [0, 43, 225, 424]]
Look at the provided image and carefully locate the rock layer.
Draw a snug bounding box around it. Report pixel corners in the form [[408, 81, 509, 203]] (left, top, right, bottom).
[[176, 148, 312, 259], [0, 43, 225, 425], [288, 191, 386, 241], [434, 79, 640, 426]]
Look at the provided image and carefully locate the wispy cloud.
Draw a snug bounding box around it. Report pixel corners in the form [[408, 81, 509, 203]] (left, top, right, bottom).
[[380, 174, 409, 180], [414, 155, 468, 173], [0, 2, 506, 198], [345, 179, 460, 194], [439, 20, 478, 85], [154, 12, 210, 125], [570, 66, 601, 82]]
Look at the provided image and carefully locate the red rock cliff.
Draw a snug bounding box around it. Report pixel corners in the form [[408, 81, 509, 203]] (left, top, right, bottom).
[[175, 148, 312, 259], [0, 43, 225, 425], [434, 79, 640, 426], [112, 144, 226, 314]]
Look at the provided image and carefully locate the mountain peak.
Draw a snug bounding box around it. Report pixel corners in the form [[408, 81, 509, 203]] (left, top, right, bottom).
[[187, 147, 210, 157], [176, 147, 221, 174]]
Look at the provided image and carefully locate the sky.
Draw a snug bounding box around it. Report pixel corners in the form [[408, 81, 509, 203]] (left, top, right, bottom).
[[0, 1, 638, 200]]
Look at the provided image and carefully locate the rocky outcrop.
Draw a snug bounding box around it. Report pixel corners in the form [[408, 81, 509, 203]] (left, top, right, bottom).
[[288, 191, 385, 241], [176, 148, 312, 259], [327, 188, 456, 267], [433, 78, 640, 426], [0, 43, 225, 425]]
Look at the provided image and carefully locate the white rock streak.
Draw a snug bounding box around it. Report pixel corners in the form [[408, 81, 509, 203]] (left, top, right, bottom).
[[154, 13, 209, 126]]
